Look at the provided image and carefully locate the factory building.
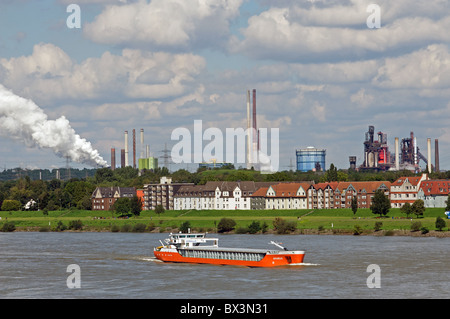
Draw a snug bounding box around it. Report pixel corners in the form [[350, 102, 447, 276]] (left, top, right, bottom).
[[356, 125, 439, 173], [139, 157, 158, 171], [296, 147, 326, 172]]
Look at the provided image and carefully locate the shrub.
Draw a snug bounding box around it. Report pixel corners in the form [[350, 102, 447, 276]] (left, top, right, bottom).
[[273, 218, 296, 234], [248, 221, 261, 234], [55, 221, 67, 232], [420, 227, 429, 235], [435, 216, 446, 231], [1, 200, 21, 211], [147, 222, 155, 232], [68, 220, 83, 231], [353, 225, 363, 235], [120, 224, 132, 232], [374, 221, 383, 232], [132, 223, 147, 233], [217, 218, 236, 233], [411, 221, 422, 232], [1, 221, 16, 232], [235, 227, 249, 234], [261, 221, 268, 234]]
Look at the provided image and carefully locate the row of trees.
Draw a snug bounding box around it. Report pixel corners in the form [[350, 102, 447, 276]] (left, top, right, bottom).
[[2, 163, 450, 212]]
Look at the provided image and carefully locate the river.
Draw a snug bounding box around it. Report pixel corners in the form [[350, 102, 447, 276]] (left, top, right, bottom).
[[1, 232, 449, 299]]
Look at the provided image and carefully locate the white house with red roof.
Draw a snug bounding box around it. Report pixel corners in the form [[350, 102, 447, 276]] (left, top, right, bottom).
[[417, 180, 450, 208], [390, 173, 428, 208]]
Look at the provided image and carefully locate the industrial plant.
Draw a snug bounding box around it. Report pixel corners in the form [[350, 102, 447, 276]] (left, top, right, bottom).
[[352, 125, 440, 173], [111, 128, 158, 172]]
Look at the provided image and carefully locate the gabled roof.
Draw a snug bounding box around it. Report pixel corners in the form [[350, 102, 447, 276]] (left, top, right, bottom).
[[92, 187, 136, 199], [419, 180, 450, 196], [334, 181, 391, 193], [392, 176, 423, 187], [264, 182, 310, 198]]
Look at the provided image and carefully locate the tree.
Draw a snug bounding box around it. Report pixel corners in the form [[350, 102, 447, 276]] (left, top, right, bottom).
[[248, 221, 261, 234], [129, 196, 142, 217], [114, 197, 131, 216], [411, 199, 425, 218], [217, 218, 236, 233], [400, 202, 412, 218], [1, 199, 21, 211], [326, 164, 338, 182], [155, 204, 165, 216], [435, 216, 446, 231], [370, 189, 390, 217], [179, 221, 191, 233], [351, 196, 358, 216], [445, 194, 450, 212]]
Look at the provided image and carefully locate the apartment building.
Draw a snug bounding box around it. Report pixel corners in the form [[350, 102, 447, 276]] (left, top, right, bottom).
[[417, 180, 450, 208], [390, 174, 428, 208], [144, 177, 193, 211], [174, 181, 271, 210], [256, 182, 311, 210], [91, 186, 136, 211]]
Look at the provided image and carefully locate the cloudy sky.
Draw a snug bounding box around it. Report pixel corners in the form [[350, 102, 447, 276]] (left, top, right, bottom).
[[0, 0, 449, 172]]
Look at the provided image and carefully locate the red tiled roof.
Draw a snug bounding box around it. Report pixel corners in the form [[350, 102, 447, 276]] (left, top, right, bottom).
[[392, 176, 423, 186], [419, 180, 450, 196]]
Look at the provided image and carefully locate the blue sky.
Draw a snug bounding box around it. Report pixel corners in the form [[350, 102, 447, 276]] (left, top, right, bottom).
[[1, 0, 450, 172]]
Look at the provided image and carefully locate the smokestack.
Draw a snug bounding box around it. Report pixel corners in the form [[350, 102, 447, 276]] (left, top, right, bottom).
[[111, 148, 116, 171], [133, 129, 136, 169], [146, 145, 150, 158], [252, 89, 258, 162], [247, 90, 251, 168], [121, 149, 125, 168], [395, 137, 399, 170], [414, 137, 418, 169], [427, 138, 432, 174], [140, 129, 144, 159], [124, 131, 129, 167], [435, 139, 440, 172]]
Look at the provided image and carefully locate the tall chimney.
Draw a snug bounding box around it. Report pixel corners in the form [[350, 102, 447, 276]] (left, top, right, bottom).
[[146, 145, 150, 158], [121, 149, 125, 168], [140, 128, 144, 159], [111, 148, 116, 171], [133, 129, 136, 169], [252, 89, 258, 162], [395, 137, 400, 170], [435, 139, 440, 172], [124, 131, 129, 167], [247, 90, 251, 168], [427, 138, 432, 174]]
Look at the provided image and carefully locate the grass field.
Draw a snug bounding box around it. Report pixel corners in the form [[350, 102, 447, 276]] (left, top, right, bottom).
[[0, 207, 448, 234]]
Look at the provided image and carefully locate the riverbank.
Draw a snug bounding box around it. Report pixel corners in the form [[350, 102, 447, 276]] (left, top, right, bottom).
[[1, 208, 449, 237]]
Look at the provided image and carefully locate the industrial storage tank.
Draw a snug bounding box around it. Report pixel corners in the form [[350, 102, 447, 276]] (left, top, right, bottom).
[[296, 147, 326, 172]]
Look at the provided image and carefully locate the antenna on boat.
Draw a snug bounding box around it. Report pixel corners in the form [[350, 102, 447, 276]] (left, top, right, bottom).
[[270, 241, 288, 251]]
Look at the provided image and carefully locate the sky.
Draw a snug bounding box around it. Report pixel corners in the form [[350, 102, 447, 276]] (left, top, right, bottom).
[[0, 0, 450, 172]]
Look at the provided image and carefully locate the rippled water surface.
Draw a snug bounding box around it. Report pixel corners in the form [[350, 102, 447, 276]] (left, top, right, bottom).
[[1, 232, 449, 298]]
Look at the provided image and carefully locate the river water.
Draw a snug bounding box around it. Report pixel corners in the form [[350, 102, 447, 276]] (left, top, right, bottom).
[[0, 232, 449, 299]]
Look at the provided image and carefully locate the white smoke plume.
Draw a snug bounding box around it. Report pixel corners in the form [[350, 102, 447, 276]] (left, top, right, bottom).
[[0, 85, 107, 167]]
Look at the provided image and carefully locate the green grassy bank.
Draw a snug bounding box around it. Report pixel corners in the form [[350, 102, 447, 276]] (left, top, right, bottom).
[[0, 208, 449, 235]]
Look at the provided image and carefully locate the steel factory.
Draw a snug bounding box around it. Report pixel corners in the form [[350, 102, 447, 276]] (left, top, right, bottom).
[[351, 125, 440, 173]]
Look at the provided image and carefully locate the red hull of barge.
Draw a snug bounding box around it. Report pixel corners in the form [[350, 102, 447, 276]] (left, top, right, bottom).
[[154, 250, 305, 267]]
